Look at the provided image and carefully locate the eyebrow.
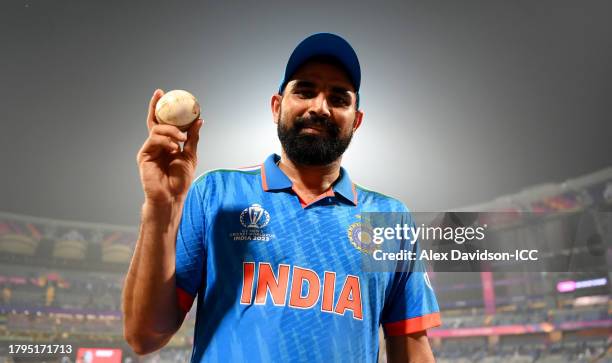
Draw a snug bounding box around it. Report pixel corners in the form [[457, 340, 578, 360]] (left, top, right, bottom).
[[331, 86, 351, 96], [293, 80, 316, 89], [293, 80, 352, 95]]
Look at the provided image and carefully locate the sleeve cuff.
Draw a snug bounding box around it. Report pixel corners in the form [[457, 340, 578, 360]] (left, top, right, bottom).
[[177, 287, 195, 313], [383, 312, 442, 336]]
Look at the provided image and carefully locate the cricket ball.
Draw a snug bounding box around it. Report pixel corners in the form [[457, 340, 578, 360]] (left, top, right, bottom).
[[154, 90, 200, 131]]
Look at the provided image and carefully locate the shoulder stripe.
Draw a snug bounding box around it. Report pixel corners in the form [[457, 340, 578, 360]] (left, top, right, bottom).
[[354, 183, 394, 200], [192, 167, 261, 186], [201, 167, 262, 176], [193, 172, 207, 185], [238, 164, 262, 171]]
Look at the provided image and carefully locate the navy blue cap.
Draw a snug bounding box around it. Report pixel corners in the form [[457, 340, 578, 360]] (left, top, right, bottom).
[[278, 33, 361, 94]]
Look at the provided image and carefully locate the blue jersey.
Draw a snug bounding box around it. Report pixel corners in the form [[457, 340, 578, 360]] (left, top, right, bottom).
[[175, 153, 440, 363]]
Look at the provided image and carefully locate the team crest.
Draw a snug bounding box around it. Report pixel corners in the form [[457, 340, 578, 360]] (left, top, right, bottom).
[[347, 217, 376, 254], [231, 204, 275, 242]]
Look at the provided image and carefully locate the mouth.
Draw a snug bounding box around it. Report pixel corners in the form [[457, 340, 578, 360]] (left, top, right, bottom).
[[300, 126, 327, 135]]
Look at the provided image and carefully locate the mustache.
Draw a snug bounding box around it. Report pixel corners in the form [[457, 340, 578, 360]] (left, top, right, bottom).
[[293, 115, 340, 136]]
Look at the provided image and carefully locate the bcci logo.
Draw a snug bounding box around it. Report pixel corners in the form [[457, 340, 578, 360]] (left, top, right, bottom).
[[347, 218, 377, 255], [240, 204, 270, 229]]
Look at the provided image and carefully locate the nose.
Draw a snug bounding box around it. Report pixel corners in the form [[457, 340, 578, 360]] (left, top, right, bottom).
[[309, 92, 331, 118]]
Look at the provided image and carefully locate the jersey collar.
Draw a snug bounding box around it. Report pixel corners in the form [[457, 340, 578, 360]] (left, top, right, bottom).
[[261, 153, 358, 206]]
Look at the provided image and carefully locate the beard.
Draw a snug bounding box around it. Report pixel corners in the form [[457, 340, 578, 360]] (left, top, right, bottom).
[[277, 113, 354, 166]]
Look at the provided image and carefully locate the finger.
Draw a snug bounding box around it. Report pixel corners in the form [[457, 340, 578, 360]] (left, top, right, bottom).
[[183, 119, 203, 162], [140, 134, 181, 158], [146, 89, 165, 132], [149, 124, 187, 142]]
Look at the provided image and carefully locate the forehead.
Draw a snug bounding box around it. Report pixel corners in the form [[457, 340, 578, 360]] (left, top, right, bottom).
[[288, 60, 355, 91]]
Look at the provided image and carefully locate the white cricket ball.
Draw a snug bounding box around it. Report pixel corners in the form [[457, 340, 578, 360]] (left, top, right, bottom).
[[154, 90, 201, 131]]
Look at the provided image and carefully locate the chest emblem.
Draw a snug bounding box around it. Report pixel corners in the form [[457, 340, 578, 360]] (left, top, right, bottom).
[[347, 217, 376, 254], [240, 203, 270, 229], [231, 204, 275, 242]]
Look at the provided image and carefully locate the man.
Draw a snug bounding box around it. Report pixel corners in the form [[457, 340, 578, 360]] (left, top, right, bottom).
[[123, 33, 440, 362]]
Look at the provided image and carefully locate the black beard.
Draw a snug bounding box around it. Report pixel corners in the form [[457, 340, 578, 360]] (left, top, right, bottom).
[[277, 114, 353, 166]]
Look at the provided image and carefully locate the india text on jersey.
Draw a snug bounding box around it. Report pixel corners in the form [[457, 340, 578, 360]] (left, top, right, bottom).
[[239, 262, 363, 320]]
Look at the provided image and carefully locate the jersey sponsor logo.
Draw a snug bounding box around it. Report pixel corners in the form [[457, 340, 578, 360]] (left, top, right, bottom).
[[240, 262, 363, 320], [230, 204, 275, 241], [347, 216, 376, 254]]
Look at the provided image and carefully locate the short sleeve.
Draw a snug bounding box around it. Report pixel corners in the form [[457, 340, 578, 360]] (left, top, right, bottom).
[[381, 213, 441, 336], [175, 178, 207, 313]]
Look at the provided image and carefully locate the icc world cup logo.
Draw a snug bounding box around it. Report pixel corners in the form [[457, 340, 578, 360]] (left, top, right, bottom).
[[240, 204, 271, 229]]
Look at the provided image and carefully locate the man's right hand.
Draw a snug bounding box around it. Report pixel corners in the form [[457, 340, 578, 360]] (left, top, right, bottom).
[[124, 89, 203, 355], [137, 89, 203, 205]]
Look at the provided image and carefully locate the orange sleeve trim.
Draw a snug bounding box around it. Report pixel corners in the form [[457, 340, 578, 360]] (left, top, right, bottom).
[[176, 287, 195, 314], [384, 312, 442, 336]]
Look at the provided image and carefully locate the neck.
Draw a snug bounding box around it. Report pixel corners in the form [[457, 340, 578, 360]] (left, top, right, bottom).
[[278, 151, 341, 196]]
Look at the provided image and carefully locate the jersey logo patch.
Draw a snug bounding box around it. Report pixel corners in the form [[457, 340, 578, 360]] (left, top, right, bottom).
[[240, 203, 270, 229], [230, 204, 275, 241], [347, 216, 376, 255]]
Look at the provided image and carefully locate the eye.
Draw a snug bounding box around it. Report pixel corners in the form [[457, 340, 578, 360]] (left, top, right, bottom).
[[294, 89, 315, 98], [330, 95, 350, 107]]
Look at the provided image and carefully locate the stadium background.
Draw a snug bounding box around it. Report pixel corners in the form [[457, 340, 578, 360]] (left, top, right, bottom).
[[1, 0, 610, 362]]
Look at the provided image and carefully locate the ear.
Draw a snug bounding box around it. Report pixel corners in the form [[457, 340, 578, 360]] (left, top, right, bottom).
[[352, 109, 364, 132], [271, 93, 282, 124]]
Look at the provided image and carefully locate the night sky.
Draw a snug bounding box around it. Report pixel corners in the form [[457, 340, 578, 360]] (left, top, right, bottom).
[[1, 0, 611, 226]]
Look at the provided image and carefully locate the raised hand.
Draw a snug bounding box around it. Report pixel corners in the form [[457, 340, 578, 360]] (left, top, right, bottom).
[[136, 89, 203, 205]]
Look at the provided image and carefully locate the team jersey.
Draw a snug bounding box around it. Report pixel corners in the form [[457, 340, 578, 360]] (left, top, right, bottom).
[[175, 153, 440, 363]]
